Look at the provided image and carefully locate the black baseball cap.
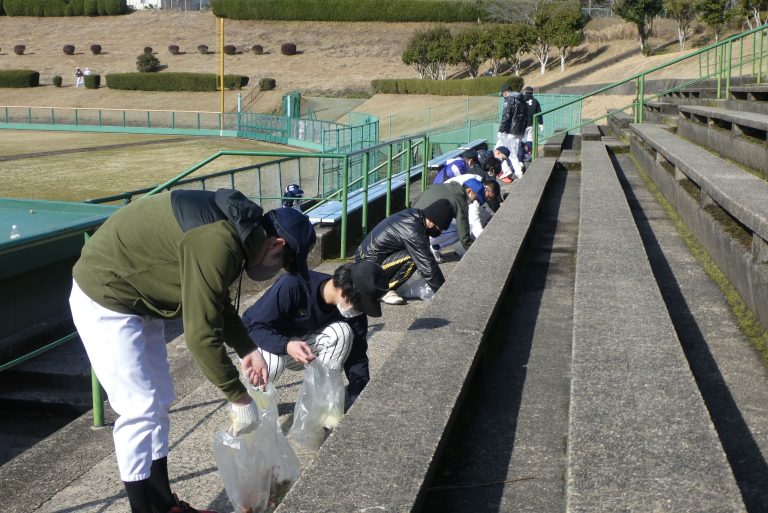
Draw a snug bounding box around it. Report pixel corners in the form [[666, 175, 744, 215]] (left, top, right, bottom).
[[350, 260, 388, 317], [265, 207, 316, 280]]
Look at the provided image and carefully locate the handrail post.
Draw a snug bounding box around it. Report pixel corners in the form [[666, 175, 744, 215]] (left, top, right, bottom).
[[361, 152, 369, 237], [122, 110, 126, 128], [753, 31, 757, 77], [422, 135, 430, 192], [147, 110, 151, 128], [739, 37, 744, 77], [98, 109, 102, 127], [386, 144, 393, 217], [638, 74, 645, 123], [759, 29, 765, 84], [75, 108, 78, 126], [92, 368, 104, 428], [532, 112, 539, 161], [340, 156, 350, 259], [405, 139, 412, 208], [51, 108, 55, 125], [726, 40, 733, 98], [717, 44, 723, 98]]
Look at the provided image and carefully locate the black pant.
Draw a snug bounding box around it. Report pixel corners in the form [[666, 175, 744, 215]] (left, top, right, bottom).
[[380, 250, 416, 290]]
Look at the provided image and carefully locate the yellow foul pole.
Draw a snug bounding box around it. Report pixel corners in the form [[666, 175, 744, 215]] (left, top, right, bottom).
[[219, 17, 225, 114]]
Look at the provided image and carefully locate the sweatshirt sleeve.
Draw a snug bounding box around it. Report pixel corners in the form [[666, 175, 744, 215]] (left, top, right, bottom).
[[178, 224, 247, 403], [242, 279, 298, 356]]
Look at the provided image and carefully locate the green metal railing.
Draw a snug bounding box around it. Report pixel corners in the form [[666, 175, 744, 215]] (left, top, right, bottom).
[[532, 24, 768, 157]]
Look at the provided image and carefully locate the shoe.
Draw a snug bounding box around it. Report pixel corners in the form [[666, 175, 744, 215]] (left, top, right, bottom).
[[381, 290, 406, 305], [167, 494, 218, 513], [431, 245, 444, 264], [500, 176, 514, 183]]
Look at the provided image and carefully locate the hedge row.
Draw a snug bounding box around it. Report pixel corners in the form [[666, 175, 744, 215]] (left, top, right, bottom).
[[371, 76, 524, 96], [2, 0, 127, 16], [211, 0, 483, 22], [0, 70, 40, 87], [105, 72, 249, 92]]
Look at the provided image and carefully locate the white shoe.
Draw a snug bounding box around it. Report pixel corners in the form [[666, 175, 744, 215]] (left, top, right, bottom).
[[381, 290, 406, 305], [431, 246, 444, 264]]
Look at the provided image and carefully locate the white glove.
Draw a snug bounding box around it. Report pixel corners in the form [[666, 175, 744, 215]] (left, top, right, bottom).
[[497, 131, 503, 139], [230, 400, 260, 436], [539, 125, 544, 133]]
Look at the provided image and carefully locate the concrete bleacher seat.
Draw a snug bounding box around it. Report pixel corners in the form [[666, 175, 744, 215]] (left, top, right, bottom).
[[677, 104, 768, 174], [276, 156, 559, 512], [629, 122, 768, 327], [571, 141, 745, 511]]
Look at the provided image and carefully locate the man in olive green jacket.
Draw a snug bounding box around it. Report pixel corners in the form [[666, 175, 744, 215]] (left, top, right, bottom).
[[413, 178, 485, 254], [69, 188, 315, 513]]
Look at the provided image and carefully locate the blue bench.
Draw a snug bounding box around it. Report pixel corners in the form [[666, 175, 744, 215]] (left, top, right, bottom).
[[307, 139, 487, 225], [426, 138, 488, 171], [307, 168, 415, 225]]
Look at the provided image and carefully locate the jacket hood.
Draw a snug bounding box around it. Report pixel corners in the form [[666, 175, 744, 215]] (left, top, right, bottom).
[[213, 189, 264, 244]]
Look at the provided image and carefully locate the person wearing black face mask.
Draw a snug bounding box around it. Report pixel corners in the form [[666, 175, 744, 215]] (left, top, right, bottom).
[[355, 199, 453, 305], [413, 179, 484, 262], [241, 261, 388, 405]]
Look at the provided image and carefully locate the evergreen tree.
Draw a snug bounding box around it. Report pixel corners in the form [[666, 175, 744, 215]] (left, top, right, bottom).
[[547, 2, 587, 72], [615, 0, 664, 53], [697, 0, 731, 41], [665, 0, 697, 50], [451, 26, 490, 78]]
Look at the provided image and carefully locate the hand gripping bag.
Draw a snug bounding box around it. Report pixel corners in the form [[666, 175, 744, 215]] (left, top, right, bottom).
[[214, 384, 300, 512]]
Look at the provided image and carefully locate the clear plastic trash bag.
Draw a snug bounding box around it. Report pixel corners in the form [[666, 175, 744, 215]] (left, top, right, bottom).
[[288, 360, 344, 450], [396, 273, 436, 301], [214, 384, 300, 513]]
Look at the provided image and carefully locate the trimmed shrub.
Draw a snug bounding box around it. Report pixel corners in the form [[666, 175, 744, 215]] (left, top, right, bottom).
[[136, 52, 161, 72], [83, 0, 98, 15], [13, 45, 25, 55], [259, 77, 276, 90], [280, 43, 296, 55], [211, 0, 483, 22], [370, 76, 524, 96], [223, 44, 237, 55], [168, 44, 180, 55], [90, 44, 102, 55], [63, 44, 75, 55], [0, 70, 40, 87], [251, 44, 263, 55], [52, 75, 63, 87], [84, 74, 101, 88], [106, 72, 249, 92], [144, 46, 153, 54], [197, 44, 209, 54]]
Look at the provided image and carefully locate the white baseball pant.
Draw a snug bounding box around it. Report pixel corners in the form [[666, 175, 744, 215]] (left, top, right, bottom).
[[69, 280, 174, 482], [257, 321, 353, 383]]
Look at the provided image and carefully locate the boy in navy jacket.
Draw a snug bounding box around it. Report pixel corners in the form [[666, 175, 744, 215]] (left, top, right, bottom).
[[242, 261, 387, 402]]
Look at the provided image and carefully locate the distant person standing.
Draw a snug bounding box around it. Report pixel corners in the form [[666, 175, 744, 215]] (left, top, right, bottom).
[[497, 84, 527, 177], [522, 85, 543, 144], [74, 67, 84, 88]]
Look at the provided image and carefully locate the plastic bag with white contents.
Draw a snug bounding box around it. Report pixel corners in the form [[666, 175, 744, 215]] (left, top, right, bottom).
[[396, 273, 435, 301], [288, 360, 345, 450], [214, 384, 300, 513]]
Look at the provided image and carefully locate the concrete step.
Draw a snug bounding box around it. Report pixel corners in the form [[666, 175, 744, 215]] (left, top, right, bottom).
[[421, 165, 579, 512], [558, 149, 581, 171], [614, 151, 768, 510], [570, 140, 745, 512], [677, 104, 768, 176]]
